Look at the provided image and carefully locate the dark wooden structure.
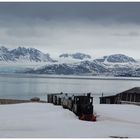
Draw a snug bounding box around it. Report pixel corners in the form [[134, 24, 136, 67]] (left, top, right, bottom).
[[30, 97, 40, 102], [100, 95, 116, 104], [100, 87, 140, 104]]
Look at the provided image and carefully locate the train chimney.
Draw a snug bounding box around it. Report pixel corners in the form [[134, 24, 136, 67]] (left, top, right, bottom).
[[87, 93, 91, 97]]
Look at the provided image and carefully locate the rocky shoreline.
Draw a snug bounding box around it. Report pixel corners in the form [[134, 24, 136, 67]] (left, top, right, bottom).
[[0, 98, 47, 104]]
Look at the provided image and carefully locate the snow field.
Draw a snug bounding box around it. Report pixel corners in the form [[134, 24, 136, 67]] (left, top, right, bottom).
[[0, 103, 140, 138]]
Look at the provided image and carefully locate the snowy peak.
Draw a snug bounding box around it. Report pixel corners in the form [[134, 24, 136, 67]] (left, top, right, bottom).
[[96, 54, 136, 63], [10, 47, 55, 62], [0, 46, 56, 63], [0, 46, 9, 53], [0, 46, 15, 62], [59, 53, 91, 60]]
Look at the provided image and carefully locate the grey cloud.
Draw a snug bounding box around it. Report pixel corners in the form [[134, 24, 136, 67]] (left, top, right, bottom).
[[128, 32, 139, 36], [0, 2, 140, 59], [112, 31, 140, 37], [6, 27, 47, 38], [0, 2, 140, 24]]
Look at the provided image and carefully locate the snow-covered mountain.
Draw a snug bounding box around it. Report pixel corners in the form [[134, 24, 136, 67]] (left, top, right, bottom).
[[95, 54, 136, 63], [1, 47, 140, 77], [26, 60, 110, 75], [0, 46, 56, 63], [25, 55, 140, 77], [27, 63, 91, 75], [59, 53, 91, 60], [94, 54, 139, 77]]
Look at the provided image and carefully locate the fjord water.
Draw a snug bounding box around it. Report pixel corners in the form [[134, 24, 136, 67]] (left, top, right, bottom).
[[0, 74, 140, 102]]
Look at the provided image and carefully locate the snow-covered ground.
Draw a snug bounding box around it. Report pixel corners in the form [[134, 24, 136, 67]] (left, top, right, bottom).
[[0, 103, 140, 138]]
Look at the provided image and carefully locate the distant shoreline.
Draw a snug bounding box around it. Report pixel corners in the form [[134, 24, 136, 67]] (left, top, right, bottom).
[[0, 73, 140, 81], [0, 98, 47, 105]]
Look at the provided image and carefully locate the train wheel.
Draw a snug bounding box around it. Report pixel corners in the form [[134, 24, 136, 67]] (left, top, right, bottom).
[[79, 115, 85, 120], [91, 115, 96, 121]]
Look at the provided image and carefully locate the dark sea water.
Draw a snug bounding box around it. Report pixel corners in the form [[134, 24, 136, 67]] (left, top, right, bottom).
[[0, 74, 140, 103]]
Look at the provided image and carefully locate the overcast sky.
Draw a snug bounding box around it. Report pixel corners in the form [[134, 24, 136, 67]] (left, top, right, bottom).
[[0, 2, 140, 59]]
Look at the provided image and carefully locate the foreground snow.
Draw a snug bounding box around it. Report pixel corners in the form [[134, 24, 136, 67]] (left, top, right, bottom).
[[0, 103, 140, 138]]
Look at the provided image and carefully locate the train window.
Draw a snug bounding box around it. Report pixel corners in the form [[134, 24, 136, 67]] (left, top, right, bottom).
[[90, 98, 93, 103]]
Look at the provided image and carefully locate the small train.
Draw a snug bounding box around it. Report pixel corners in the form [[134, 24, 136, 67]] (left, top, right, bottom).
[[47, 92, 96, 121]]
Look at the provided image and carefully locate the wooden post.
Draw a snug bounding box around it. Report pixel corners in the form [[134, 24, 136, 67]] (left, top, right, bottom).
[[120, 93, 122, 101], [130, 94, 132, 102], [126, 93, 128, 101], [134, 94, 136, 102]]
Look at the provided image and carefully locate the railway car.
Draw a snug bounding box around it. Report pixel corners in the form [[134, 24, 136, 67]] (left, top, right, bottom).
[[56, 94, 64, 105], [47, 94, 53, 103], [67, 96, 74, 111], [47, 92, 63, 104], [62, 94, 69, 109], [53, 95, 57, 105]]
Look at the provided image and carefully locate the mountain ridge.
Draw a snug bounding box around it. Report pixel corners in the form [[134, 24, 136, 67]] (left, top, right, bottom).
[[0, 46, 56, 63], [1, 46, 140, 77], [59, 52, 91, 60], [25, 55, 140, 77]]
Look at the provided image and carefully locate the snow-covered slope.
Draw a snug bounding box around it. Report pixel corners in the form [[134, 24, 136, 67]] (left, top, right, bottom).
[[27, 63, 91, 75], [26, 60, 109, 75], [0, 103, 140, 138], [92, 54, 139, 77], [96, 54, 136, 63], [25, 57, 140, 77]]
